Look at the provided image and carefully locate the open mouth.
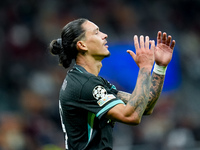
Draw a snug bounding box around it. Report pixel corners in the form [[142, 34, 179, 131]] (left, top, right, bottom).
[[104, 41, 108, 48]]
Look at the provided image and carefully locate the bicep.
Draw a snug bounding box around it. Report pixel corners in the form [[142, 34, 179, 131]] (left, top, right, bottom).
[[105, 103, 140, 125]]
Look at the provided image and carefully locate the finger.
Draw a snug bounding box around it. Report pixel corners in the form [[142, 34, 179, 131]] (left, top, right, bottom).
[[145, 36, 149, 49], [170, 40, 176, 50], [157, 31, 162, 44], [127, 50, 136, 60], [162, 32, 167, 44], [134, 35, 139, 50], [150, 40, 155, 52], [166, 35, 172, 46], [140, 35, 144, 49]]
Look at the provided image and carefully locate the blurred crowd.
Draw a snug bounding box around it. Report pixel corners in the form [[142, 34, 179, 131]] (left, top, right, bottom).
[[0, 0, 200, 149]]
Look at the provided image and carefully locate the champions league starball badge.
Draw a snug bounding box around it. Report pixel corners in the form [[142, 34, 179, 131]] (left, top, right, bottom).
[[93, 85, 107, 100]]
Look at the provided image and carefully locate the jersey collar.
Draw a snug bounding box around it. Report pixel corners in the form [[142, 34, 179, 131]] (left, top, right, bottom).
[[73, 64, 88, 73]]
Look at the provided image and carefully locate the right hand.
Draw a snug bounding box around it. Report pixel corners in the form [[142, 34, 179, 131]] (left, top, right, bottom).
[[127, 35, 155, 70]]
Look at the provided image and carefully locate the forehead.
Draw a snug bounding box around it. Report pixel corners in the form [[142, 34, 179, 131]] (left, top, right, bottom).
[[82, 20, 99, 33]]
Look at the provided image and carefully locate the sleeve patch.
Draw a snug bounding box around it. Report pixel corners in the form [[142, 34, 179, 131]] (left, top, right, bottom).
[[93, 85, 107, 100], [97, 94, 116, 107]]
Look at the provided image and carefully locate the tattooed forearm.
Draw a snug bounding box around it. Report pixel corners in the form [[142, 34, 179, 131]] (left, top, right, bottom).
[[144, 72, 165, 115], [118, 71, 165, 116], [127, 68, 151, 119], [117, 91, 131, 104]]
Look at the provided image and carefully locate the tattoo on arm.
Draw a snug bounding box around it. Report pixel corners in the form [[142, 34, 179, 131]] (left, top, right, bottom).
[[144, 72, 165, 114], [117, 71, 164, 117], [127, 68, 151, 119], [117, 91, 130, 104]]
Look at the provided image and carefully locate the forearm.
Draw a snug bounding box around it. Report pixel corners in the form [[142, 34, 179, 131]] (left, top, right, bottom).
[[124, 68, 151, 121], [118, 72, 165, 115], [117, 91, 130, 104], [143, 72, 165, 115]]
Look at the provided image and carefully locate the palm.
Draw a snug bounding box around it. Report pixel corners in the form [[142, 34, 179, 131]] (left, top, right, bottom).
[[155, 31, 175, 66], [155, 43, 173, 66]]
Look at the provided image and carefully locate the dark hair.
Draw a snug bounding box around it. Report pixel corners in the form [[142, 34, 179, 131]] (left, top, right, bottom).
[[49, 18, 88, 68]]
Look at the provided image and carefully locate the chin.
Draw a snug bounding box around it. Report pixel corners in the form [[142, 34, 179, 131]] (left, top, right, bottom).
[[105, 52, 111, 57], [104, 48, 111, 57]]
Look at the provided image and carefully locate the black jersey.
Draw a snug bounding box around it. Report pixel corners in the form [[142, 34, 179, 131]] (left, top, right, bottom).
[[59, 64, 124, 150]]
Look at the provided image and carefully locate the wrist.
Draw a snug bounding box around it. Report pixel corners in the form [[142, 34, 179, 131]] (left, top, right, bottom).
[[153, 63, 167, 75], [140, 66, 152, 73]]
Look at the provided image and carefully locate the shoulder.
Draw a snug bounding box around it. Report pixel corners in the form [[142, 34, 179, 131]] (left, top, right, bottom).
[[60, 65, 102, 98], [66, 66, 99, 86]]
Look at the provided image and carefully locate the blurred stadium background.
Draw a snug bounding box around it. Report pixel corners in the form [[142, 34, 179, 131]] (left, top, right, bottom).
[[0, 0, 200, 149]]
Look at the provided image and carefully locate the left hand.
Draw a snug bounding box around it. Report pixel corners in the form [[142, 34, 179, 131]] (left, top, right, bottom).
[[155, 31, 175, 66]]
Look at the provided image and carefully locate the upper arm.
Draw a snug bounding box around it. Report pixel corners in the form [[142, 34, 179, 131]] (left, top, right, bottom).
[[105, 103, 141, 125], [109, 91, 140, 125], [79, 76, 126, 119]]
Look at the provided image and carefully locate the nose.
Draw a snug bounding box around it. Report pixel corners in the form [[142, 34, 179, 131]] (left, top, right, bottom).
[[102, 32, 108, 39]]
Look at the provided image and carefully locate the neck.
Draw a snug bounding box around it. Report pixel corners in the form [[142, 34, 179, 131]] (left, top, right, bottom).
[[76, 54, 103, 76]]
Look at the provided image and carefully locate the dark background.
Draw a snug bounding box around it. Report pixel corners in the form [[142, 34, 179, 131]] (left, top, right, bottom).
[[0, 0, 200, 149]]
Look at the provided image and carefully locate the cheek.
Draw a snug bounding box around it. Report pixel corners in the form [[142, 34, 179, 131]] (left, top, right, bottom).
[[87, 39, 102, 50]]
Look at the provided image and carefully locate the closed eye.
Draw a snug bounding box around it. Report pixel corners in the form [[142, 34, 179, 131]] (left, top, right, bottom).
[[94, 28, 99, 35]]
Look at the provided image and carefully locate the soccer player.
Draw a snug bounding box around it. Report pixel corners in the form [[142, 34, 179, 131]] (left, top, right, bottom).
[[49, 18, 175, 150]]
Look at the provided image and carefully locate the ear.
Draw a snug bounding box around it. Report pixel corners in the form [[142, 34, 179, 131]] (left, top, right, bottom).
[[77, 41, 87, 51]]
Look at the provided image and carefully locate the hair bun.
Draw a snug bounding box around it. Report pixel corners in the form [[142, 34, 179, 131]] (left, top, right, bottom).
[[56, 38, 63, 48], [50, 39, 63, 55]]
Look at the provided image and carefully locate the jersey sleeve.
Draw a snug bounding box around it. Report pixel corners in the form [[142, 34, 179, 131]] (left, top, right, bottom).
[[79, 76, 124, 120]]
